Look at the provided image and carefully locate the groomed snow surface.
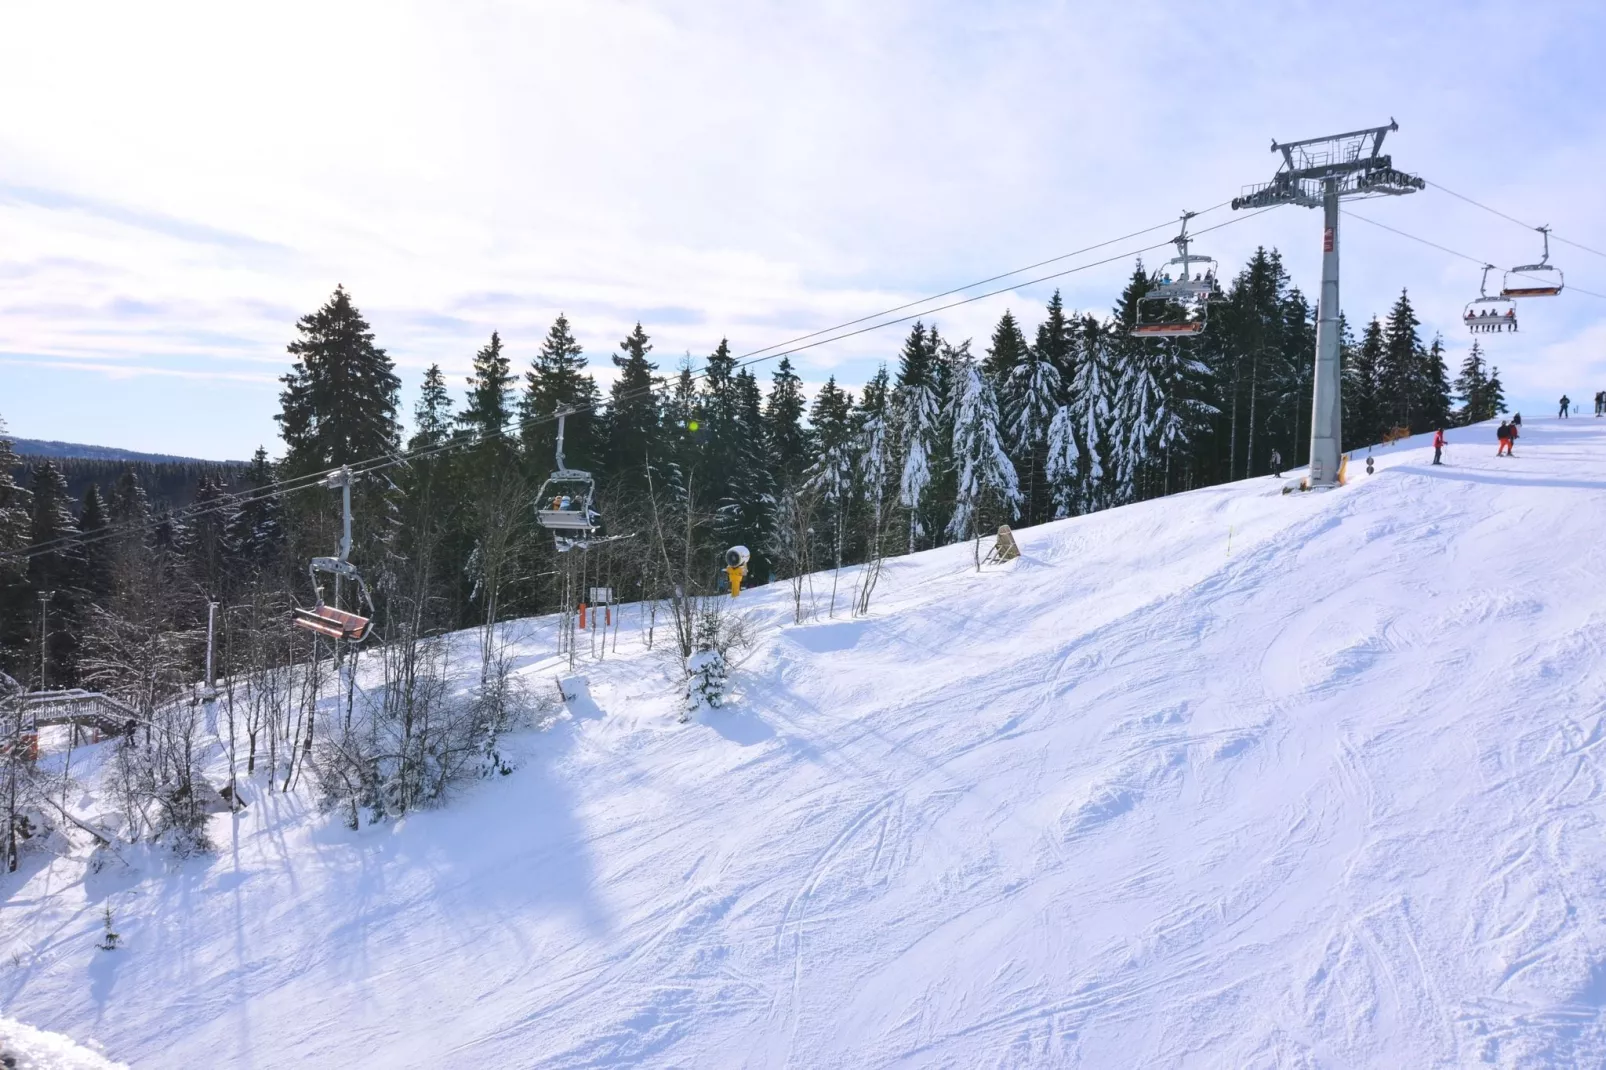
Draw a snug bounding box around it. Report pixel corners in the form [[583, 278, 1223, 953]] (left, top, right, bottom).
[[7, 417, 1606, 1068]]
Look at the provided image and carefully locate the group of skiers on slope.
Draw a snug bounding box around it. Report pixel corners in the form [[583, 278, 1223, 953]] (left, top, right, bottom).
[[1496, 412, 1524, 456]]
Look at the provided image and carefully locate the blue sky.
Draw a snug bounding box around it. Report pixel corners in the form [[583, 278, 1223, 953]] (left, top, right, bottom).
[[2, 0, 1604, 460]]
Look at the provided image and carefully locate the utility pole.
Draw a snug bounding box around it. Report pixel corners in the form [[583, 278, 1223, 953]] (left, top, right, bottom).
[[36, 590, 52, 694], [1233, 120, 1423, 487], [203, 600, 220, 737]]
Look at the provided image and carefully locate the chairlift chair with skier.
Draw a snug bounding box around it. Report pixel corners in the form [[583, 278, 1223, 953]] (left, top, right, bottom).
[[533, 408, 623, 551], [1463, 264, 1519, 333], [1130, 211, 1216, 339], [1501, 225, 1565, 298]]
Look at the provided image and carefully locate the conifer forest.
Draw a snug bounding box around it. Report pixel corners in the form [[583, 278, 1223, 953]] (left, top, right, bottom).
[[0, 249, 1506, 706]]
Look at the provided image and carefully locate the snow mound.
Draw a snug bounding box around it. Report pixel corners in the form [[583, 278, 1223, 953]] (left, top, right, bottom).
[[0, 1019, 128, 1070]]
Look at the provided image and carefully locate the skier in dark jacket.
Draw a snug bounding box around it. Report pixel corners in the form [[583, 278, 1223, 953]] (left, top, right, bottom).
[[1497, 421, 1514, 456], [1559, 395, 1571, 418]]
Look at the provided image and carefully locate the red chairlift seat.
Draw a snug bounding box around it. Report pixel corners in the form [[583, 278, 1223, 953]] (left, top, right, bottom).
[[294, 604, 373, 642], [1132, 321, 1206, 337]]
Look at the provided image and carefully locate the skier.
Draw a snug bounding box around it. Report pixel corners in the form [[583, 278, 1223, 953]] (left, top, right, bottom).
[[1432, 428, 1446, 466], [1496, 420, 1514, 457], [1559, 395, 1571, 418], [1513, 411, 1523, 432], [1270, 448, 1283, 478], [1596, 390, 1604, 417]]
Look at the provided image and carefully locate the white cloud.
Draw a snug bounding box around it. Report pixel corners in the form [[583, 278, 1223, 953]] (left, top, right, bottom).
[[1, 0, 1604, 455]]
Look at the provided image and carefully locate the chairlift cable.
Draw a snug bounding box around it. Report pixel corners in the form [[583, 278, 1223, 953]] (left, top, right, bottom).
[[1427, 181, 1606, 262], [1340, 210, 1606, 301]]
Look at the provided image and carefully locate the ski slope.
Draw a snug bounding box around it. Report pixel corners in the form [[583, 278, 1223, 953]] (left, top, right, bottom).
[[8, 417, 1606, 1068]]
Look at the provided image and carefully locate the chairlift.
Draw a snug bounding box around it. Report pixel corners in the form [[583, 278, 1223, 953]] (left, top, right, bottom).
[[1147, 212, 1221, 299], [534, 408, 628, 552], [293, 467, 376, 642], [1130, 211, 1216, 339], [1463, 264, 1518, 334], [1501, 225, 1564, 298]]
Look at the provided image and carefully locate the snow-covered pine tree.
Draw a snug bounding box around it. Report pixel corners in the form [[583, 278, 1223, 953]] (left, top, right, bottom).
[[805, 377, 855, 587], [682, 608, 728, 721], [1043, 405, 1078, 520], [945, 342, 1021, 543], [1115, 340, 1216, 500], [1002, 334, 1060, 526], [894, 324, 941, 552], [1068, 319, 1117, 514]]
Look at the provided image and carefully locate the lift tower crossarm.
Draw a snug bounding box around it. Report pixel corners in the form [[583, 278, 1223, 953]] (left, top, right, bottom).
[[1232, 120, 1423, 488]]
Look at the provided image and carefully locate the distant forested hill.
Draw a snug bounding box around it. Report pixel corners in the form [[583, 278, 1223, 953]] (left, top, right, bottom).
[[11, 438, 241, 466]]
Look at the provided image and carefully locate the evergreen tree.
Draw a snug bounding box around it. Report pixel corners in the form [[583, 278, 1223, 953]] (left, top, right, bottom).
[[1454, 341, 1495, 424], [410, 365, 455, 449], [459, 332, 515, 443], [716, 370, 775, 580], [764, 356, 810, 491], [0, 418, 34, 677], [1044, 405, 1078, 519], [1345, 317, 1386, 449], [1034, 290, 1076, 389], [1068, 319, 1116, 513], [520, 314, 601, 471], [946, 347, 1021, 542], [1003, 335, 1061, 526], [1117, 340, 1216, 500], [806, 376, 856, 574], [1418, 334, 1453, 431], [27, 462, 85, 687], [225, 447, 285, 577], [854, 366, 896, 560], [604, 323, 661, 491], [1486, 364, 1508, 416], [983, 309, 1030, 384], [276, 285, 401, 477], [77, 483, 114, 606], [893, 324, 941, 551], [1379, 289, 1424, 432]]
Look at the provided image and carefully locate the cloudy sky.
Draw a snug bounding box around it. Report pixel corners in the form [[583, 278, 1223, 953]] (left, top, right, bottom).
[[2, 0, 1603, 460]]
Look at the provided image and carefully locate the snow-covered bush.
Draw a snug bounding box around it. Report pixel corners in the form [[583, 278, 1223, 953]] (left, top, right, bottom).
[[681, 609, 734, 721]]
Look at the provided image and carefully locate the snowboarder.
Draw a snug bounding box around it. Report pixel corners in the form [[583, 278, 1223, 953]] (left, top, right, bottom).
[[1270, 448, 1283, 477], [1496, 421, 1515, 457], [1559, 395, 1571, 418], [1432, 428, 1446, 465]]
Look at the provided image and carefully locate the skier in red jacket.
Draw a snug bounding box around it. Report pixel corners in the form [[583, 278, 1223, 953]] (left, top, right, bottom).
[[1432, 428, 1446, 466]]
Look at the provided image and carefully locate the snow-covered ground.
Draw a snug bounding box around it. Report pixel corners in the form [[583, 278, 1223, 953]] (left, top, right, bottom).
[[7, 417, 1606, 1068]]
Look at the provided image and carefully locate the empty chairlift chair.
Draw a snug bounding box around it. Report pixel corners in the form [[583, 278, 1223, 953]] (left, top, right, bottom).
[[1501, 225, 1565, 299], [292, 467, 376, 642]]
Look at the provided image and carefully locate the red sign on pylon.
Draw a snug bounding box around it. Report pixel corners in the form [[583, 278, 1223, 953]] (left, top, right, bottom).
[[1323, 228, 1334, 253]]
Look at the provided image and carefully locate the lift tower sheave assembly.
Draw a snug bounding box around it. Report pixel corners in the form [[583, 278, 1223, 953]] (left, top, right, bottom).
[[1233, 120, 1424, 488]]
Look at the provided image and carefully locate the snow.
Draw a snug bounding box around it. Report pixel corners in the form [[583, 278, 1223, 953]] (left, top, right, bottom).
[[8, 417, 1606, 1067], [0, 1018, 128, 1070]]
